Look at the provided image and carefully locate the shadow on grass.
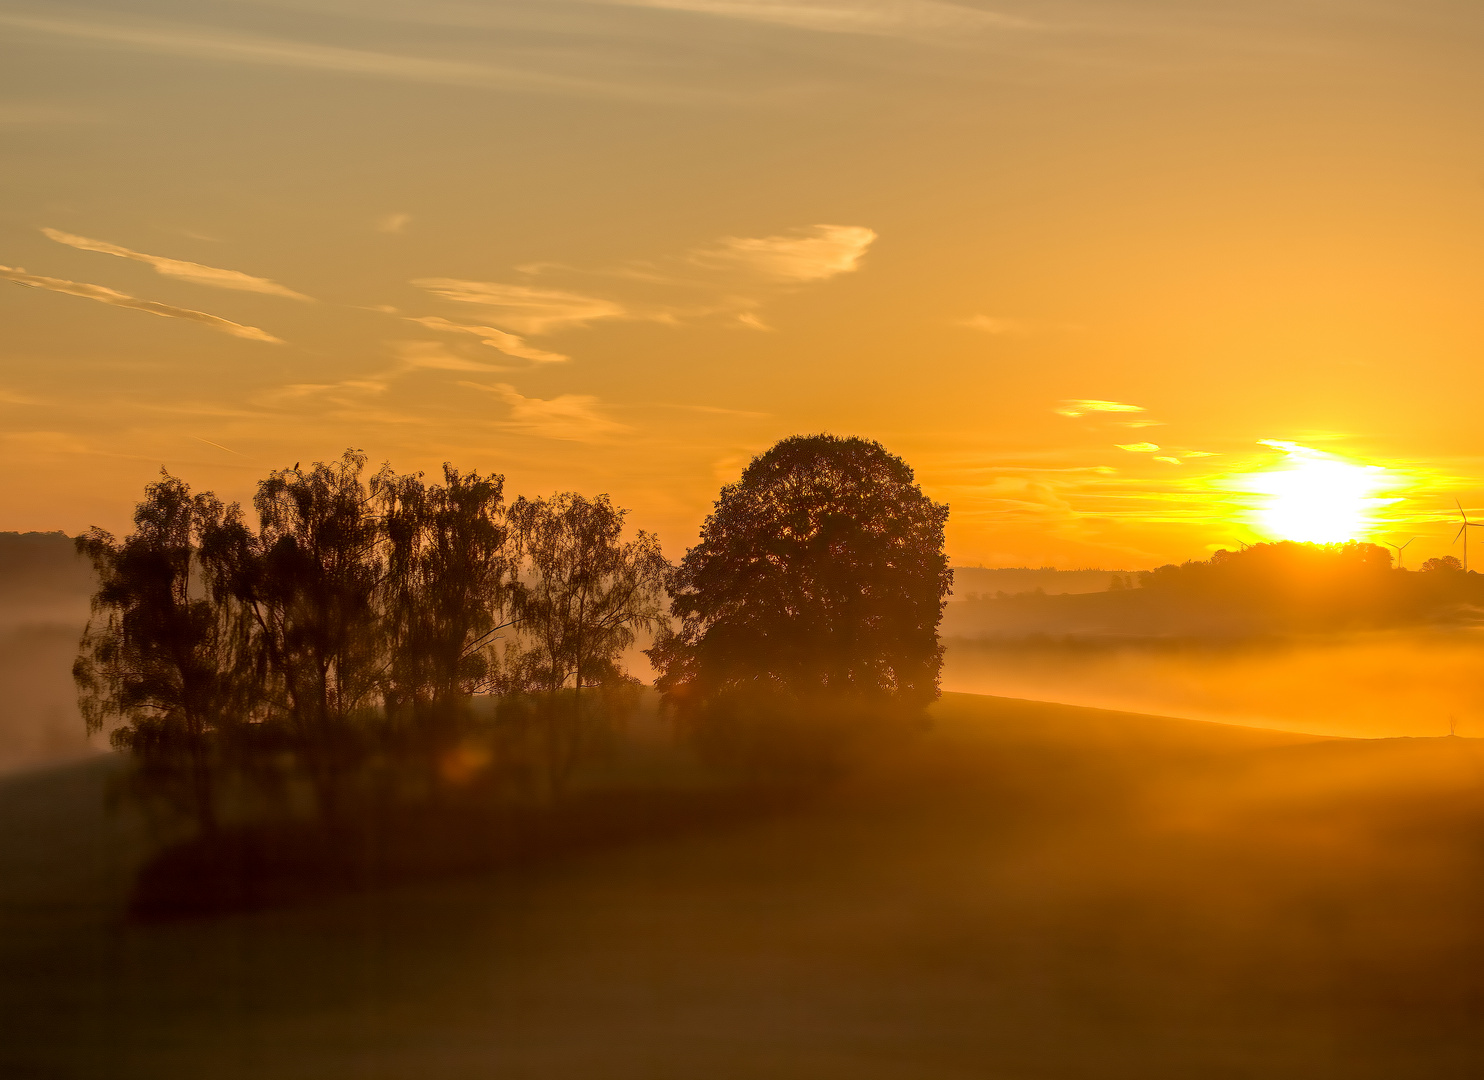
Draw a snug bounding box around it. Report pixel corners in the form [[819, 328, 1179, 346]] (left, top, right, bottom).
[[128, 784, 807, 921]]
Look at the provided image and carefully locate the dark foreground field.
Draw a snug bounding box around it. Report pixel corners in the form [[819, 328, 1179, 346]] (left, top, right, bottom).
[[2, 693, 1482, 1079]]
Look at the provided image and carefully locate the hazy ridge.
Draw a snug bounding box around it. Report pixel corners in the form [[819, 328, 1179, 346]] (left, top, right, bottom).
[[0, 532, 96, 770]]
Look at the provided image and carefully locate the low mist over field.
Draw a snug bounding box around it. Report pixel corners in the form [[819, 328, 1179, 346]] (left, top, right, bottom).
[[942, 546, 1484, 738], [4, 693, 1482, 1078], [943, 632, 1484, 739]]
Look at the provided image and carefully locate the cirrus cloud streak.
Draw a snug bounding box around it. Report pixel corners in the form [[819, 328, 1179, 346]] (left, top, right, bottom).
[[41, 227, 311, 300], [412, 280, 629, 335], [1, 265, 281, 342], [407, 316, 569, 363]]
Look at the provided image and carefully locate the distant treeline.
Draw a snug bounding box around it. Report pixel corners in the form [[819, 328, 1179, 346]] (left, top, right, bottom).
[[944, 541, 1484, 641], [0, 531, 94, 606], [950, 567, 1137, 599]]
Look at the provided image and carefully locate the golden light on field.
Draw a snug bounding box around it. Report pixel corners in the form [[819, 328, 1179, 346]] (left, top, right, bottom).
[[1243, 442, 1393, 544]]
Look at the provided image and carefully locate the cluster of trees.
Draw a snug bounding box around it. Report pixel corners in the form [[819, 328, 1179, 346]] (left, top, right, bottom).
[[75, 451, 667, 832], [76, 436, 953, 833]]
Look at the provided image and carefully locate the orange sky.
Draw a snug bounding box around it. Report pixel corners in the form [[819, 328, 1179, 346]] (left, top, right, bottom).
[[2, 0, 1484, 568]]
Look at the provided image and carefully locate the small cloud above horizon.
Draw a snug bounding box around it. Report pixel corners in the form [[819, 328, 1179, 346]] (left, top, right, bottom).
[[41, 227, 312, 301], [692, 224, 876, 283], [960, 314, 1028, 335], [412, 279, 629, 335], [376, 213, 411, 234], [459, 381, 630, 441], [1116, 442, 1160, 453], [1056, 399, 1145, 418]]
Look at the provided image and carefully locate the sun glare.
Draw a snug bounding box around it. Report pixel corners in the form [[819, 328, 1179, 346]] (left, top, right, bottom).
[[1243, 442, 1392, 544]]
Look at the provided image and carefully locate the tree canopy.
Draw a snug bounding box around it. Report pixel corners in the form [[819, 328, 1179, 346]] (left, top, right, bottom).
[[649, 434, 951, 713]]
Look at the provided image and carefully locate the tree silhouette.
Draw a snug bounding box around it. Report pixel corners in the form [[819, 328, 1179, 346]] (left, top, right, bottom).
[[73, 472, 253, 833], [506, 492, 668, 794], [649, 434, 951, 726], [379, 464, 515, 779], [201, 451, 388, 820]]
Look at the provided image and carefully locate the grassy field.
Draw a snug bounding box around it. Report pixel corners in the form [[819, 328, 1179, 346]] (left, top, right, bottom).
[[2, 692, 1482, 1079]]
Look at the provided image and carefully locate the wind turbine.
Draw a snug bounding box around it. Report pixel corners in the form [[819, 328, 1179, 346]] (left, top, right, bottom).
[[1383, 536, 1416, 569], [1454, 501, 1484, 572]]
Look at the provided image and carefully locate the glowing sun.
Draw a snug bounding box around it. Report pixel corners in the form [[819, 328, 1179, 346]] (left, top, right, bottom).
[[1244, 441, 1392, 544]]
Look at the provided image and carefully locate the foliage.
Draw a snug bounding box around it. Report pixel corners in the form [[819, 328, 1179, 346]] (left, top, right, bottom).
[[505, 492, 668, 794], [649, 434, 952, 751], [378, 464, 515, 759], [199, 451, 389, 819], [73, 472, 254, 832], [76, 452, 667, 832], [508, 493, 668, 694]]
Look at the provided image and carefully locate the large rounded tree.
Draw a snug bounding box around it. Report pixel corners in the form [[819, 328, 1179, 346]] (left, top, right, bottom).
[[649, 435, 951, 714]]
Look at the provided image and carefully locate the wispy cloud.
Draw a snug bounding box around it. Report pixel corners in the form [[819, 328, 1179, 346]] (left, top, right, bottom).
[[412, 280, 630, 335], [258, 340, 514, 409], [960, 314, 1029, 335], [459, 381, 630, 441], [407, 316, 569, 363], [413, 221, 876, 350], [42, 227, 311, 300], [602, 0, 1033, 38], [390, 340, 512, 374], [1116, 442, 1160, 453], [376, 212, 412, 234], [692, 224, 877, 282], [1055, 399, 1145, 418], [260, 380, 388, 405], [636, 401, 770, 419], [1, 265, 281, 342], [0, 14, 652, 100]]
